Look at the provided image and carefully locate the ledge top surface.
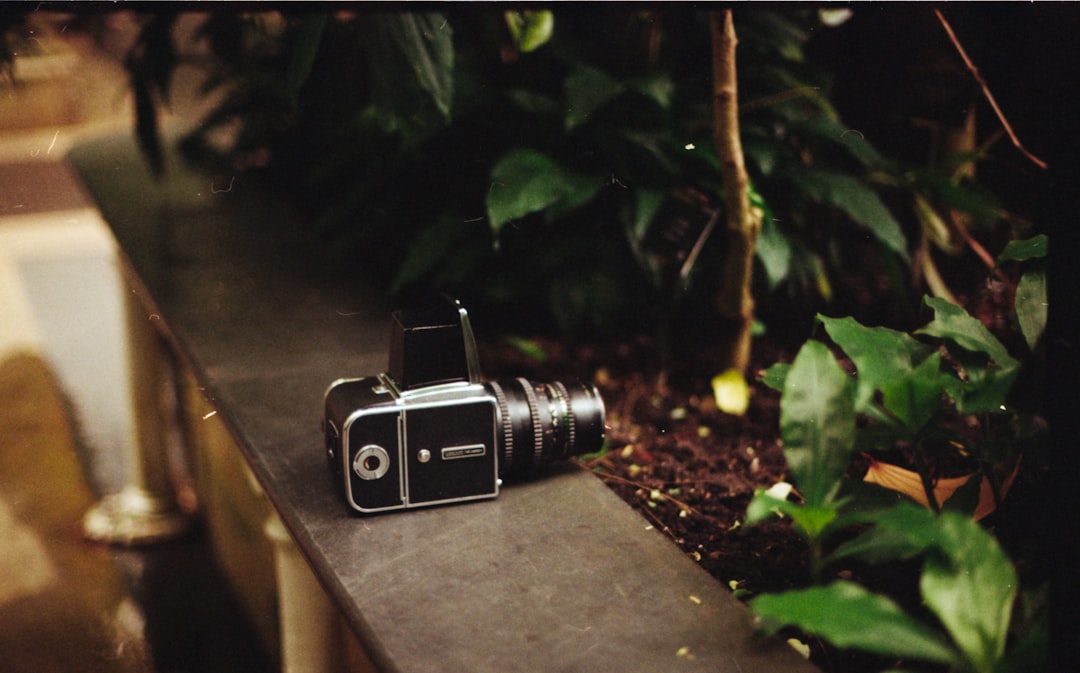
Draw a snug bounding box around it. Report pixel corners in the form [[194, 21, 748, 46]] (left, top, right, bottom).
[[67, 135, 816, 673]]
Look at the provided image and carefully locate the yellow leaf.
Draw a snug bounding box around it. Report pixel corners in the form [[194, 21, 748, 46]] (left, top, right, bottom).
[[863, 458, 1019, 520], [712, 368, 750, 416]]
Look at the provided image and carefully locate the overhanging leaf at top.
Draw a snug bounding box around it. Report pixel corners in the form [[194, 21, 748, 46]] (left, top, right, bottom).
[[286, 13, 328, 104], [365, 13, 454, 135]]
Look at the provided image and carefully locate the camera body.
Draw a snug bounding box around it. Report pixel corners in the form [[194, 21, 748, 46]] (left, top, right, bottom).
[[324, 298, 605, 514]]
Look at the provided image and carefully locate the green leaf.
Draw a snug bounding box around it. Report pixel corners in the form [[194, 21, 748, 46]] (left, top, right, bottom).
[[791, 115, 887, 169], [912, 170, 1004, 224], [793, 168, 909, 263], [1015, 269, 1047, 350], [756, 214, 792, 289], [750, 582, 958, 666], [627, 72, 675, 109], [286, 13, 328, 103], [997, 234, 1048, 264], [780, 340, 856, 507], [366, 13, 454, 134], [391, 216, 484, 293], [504, 336, 548, 362], [758, 362, 790, 392], [818, 315, 935, 418], [916, 296, 1019, 412], [486, 149, 600, 233], [506, 89, 560, 118], [828, 502, 940, 564], [746, 491, 840, 541], [921, 512, 1018, 673], [630, 189, 665, 243], [565, 65, 625, 130]]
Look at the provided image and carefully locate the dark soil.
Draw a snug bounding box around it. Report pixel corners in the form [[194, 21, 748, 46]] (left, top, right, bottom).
[[479, 315, 1049, 673]]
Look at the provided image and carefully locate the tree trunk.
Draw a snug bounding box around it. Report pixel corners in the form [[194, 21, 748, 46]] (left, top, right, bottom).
[[710, 10, 759, 376]]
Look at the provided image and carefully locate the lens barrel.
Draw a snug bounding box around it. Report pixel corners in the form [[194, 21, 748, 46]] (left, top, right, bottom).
[[487, 378, 606, 479]]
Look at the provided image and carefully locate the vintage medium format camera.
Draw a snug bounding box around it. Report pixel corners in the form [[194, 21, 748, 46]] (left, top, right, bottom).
[[323, 298, 606, 513]]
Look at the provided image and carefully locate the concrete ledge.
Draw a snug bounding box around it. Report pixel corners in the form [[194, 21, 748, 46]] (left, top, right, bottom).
[[67, 134, 817, 673]]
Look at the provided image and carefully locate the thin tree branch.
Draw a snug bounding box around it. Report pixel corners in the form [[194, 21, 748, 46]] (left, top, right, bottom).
[[934, 8, 1048, 170], [711, 9, 758, 376]]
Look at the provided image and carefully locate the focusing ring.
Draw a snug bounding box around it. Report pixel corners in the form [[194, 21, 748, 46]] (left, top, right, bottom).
[[516, 377, 545, 469], [489, 381, 515, 475]]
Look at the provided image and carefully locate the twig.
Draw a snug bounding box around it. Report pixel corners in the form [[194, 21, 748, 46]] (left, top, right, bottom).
[[679, 207, 721, 284], [934, 8, 1048, 170], [584, 464, 702, 516]]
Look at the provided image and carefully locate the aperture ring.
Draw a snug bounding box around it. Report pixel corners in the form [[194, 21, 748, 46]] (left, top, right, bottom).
[[552, 381, 575, 455]]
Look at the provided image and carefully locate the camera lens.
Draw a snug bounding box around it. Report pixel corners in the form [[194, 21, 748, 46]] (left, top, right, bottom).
[[487, 378, 606, 479]]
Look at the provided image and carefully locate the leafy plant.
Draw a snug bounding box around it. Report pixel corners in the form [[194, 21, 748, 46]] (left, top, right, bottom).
[[128, 8, 1016, 347], [760, 253, 1046, 517], [746, 267, 1048, 671], [750, 502, 1041, 673]]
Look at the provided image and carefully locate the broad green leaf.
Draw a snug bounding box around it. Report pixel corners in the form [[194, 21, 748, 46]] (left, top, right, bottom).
[[1015, 269, 1047, 350], [917, 296, 1018, 412], [758, 362, 789, 392], [630, 189, 665, 243], [793, 168, 909, 262], [818, 314, 934, 419], [780, 340, 856, 507], [880, 351, 947, 430], [997, 235, 1048, 264], [750, 582, 958, 666], [286, 13, 328, 103], [921, 512, 1018, 673], [544, 168, 604, 221], [391, 216, 480, 293], [565, 65, 626, 130], [756, 214, 792, 289], [918, 295, 1018, 368], [627, 72, 675, 109], [912, 170, 1004, 224], [486, 149, 586, 232], [366, 13, 454, 130], [828, 502, 940, 564], [746, 491, 840, 541], [791, 115, 887, 169], [397, 13, 454, 118]]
